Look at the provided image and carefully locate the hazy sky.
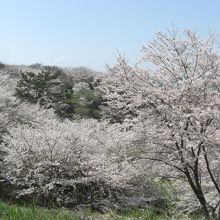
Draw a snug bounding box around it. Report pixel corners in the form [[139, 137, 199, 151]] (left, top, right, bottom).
[[0, 0, 219, 71]]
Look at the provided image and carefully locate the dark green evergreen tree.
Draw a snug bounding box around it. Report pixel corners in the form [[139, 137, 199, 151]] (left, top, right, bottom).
[[15, 67, 63, 106]]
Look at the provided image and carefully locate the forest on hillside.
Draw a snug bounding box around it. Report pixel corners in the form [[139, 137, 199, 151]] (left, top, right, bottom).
[[0, 29, 220, 219]]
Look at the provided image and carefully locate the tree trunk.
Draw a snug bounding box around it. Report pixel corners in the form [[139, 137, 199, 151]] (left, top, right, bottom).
[[216, 198, 220, 220], [195, 191, 210, 219], [184, 169, 210, 219]]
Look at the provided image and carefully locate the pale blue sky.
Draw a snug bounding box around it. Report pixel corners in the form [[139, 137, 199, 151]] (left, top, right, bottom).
[[0, 0, 219, 71]]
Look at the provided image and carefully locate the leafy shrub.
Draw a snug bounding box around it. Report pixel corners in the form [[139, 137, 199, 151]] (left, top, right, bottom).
[[61, 88, 103, 119]]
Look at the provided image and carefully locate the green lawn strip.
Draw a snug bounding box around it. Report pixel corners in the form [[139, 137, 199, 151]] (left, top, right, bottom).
[[0, 200, 206, 220]]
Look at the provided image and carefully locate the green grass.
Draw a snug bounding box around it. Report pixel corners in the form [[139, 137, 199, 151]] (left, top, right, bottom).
[[0, 200, 205, 220]]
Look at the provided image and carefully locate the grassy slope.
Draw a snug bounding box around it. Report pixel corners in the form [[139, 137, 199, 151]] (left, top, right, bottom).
[[0, 200, 205, 220]]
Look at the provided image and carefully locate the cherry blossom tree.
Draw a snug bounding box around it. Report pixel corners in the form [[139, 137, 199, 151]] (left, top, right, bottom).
[[0, 65, 160, 210], [0, 72, 19, 140], [101, 29, 220, 218], [2, 103, 143, 207]]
